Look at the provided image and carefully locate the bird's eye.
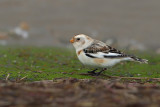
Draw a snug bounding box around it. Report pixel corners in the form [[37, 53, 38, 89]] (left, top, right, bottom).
[[76, 38, 80, 41]]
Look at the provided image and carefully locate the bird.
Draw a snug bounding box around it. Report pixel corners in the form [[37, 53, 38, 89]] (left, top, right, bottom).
[[70, 34, 148, 76], [10, 22, 29, 39]]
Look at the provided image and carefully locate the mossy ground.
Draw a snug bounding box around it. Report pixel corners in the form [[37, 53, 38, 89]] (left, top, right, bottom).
[[0, 47, 159, 82]]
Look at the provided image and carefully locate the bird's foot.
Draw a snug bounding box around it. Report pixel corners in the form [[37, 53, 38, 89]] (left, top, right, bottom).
[[91, 72, 101, 76], [91, 68, 107, 76], [88, 71, 95, 74], [88, 69, 98, 74]]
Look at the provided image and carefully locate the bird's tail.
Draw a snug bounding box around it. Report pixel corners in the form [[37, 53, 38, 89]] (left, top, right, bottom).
[[130, 56, 148, 64]]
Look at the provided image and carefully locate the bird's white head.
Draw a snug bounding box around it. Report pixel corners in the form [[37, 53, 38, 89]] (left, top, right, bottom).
[[70, 34, 94, 51]]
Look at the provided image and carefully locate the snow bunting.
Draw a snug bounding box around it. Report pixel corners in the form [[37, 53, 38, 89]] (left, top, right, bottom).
[[70, 34, 148, 76], [11, 22, 29, 39]]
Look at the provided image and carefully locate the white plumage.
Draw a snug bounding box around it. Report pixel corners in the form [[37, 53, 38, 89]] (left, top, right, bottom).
[[70, 34, 148, 76]]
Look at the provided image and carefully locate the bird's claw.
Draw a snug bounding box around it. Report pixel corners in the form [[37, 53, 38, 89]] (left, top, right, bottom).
[[88, 71, 95, 74], [90, 72, 101, 76]]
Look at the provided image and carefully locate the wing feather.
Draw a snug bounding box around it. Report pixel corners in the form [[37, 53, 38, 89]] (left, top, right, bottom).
[[83, 40, 130, 58]]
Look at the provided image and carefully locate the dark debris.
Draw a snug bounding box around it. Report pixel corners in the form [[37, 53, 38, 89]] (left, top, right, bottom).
[[0, 78, 160, 107]]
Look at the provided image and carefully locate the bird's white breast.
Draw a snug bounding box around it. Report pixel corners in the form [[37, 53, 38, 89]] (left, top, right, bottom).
[[76, 50, 129, 68]]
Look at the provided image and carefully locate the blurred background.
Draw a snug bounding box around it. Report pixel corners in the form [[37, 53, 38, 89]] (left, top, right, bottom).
[[0, 0, 159, 52]]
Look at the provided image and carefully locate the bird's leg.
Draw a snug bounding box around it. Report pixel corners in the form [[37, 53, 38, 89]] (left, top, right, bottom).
[[88, 69, 98, 74], [94, 68, 107, 76]]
